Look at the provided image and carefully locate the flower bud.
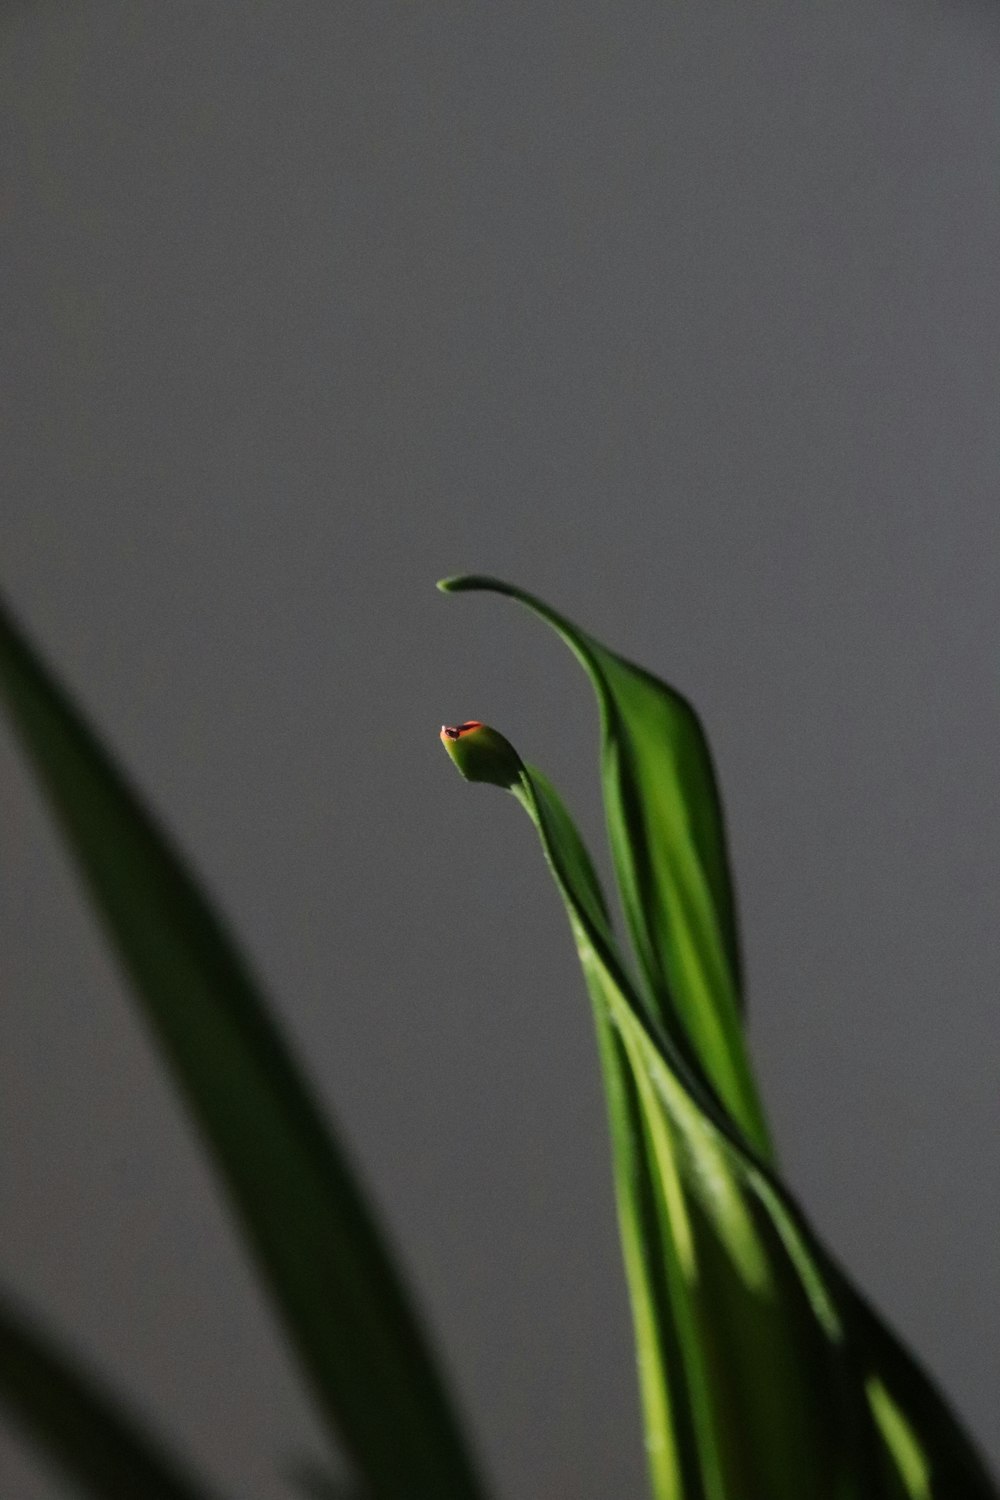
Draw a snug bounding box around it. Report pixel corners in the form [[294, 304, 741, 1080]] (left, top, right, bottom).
[[439, 720, 523, 789]]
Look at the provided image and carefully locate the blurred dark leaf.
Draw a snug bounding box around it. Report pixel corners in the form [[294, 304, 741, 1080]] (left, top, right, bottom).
[[0, 593, 484, 1500]]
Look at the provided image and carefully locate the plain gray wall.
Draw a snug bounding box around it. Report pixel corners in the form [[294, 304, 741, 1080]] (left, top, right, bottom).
[[1, 1, 998, 1495]]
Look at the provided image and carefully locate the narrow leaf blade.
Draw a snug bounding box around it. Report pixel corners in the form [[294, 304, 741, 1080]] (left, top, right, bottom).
[[442, 704, 996, 1499], [440, 576, 771, 1159], [0, 596, 483, 1500], [523, 757, 995, 1499], [512, 761, 878, 1500]]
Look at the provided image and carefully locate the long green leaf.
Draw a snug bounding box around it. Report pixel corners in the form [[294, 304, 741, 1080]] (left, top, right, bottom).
[[0, 1292, 225, 1500], [0, 594, 484, 1500], [439, 576, 771, 1161], [514, 758, 880, 1500], [439, 622, 996, 1500]]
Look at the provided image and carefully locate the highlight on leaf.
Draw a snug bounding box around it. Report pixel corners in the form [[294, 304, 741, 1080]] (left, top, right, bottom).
[[439, 579, 997, 1500]]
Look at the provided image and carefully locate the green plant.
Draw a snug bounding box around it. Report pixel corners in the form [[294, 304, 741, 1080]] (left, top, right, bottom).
[[0, 579, 994, 1499], [437, 577, 997, 1500]]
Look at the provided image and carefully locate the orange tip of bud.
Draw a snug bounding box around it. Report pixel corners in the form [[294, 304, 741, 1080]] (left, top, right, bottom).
[[440, 720, 484, 742]]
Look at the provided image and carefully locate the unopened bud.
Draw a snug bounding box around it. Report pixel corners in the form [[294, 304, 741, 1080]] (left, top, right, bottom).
[[439, 720, 523, 789]]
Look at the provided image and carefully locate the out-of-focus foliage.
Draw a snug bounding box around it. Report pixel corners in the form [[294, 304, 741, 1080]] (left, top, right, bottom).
[[0, 594, 484, 1500]]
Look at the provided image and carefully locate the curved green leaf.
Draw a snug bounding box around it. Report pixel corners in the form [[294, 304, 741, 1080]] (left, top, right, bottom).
[[512, 761, 882, 1500], [0, 595, 484, 1500], [439, 576, 771, 1161], [439, 580, 996, 1500], [522, 756, 992, 1498], [0, 1292, 225, 1500]]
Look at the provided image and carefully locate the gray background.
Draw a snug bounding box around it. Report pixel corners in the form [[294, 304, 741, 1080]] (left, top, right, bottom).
[[1, 0, 998, 1495]]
